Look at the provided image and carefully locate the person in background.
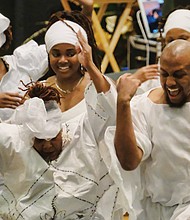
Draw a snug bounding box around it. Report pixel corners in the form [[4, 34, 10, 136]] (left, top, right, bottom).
[[0, 13, 48, 201], [102, 39, 190, 219], [163, 6, 190, 45], [130, 5, 190, 95], [0, 13, 48, 122]]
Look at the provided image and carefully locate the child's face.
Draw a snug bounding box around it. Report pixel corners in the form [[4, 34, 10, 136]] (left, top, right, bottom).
[[33, 131, 63, 162]]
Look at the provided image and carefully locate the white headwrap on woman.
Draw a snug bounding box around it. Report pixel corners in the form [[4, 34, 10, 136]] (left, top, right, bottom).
[[44, 20, 88, 52], [10, 97, 62, 139], [0, 13, 10, 48], [164, 9, 190, 35]]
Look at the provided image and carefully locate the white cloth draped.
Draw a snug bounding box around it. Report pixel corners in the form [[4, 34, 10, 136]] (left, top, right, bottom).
[[0, 40, 48, 121]]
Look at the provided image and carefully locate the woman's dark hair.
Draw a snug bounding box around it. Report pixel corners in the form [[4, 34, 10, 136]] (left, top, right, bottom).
[[46, 10, 102, 71]]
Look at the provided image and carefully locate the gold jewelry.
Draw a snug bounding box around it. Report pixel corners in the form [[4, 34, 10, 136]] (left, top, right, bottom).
[[55, 76, 84, 94], [45, 138, 51, 142]]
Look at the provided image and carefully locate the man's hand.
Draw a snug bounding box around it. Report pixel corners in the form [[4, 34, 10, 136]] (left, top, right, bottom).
[[116, 74, 141, 102]]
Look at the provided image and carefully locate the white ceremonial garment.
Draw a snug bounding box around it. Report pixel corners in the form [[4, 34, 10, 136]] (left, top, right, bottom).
[[0, 78, 124, 220], [136, 79, 161, 95], [0, 40, 48, 121], [101, 89, 190, 220]]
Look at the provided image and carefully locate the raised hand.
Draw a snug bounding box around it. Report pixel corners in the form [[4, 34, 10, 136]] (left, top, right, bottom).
[[76, 30, 93, 70], [132, 64, 159, 83], [116, 74, 141, 102]]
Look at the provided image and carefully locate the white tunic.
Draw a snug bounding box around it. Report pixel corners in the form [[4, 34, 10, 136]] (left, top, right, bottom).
[[0, 40, 48, 121], [101, 90, 190, 220], [0, 80, 124, 220], [136, 79, 161, 95]]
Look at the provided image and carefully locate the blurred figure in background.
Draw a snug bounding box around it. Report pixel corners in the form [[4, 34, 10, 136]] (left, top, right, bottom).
[[0, 13, 48, 122], [163, 6, 190, 45], [130, 5, 190, 94]]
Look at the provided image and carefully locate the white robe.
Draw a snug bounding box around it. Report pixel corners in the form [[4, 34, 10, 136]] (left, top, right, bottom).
[[0, 40, 48, 121], [101, 90, 190, 220], [0, 79, 124, 220], [136, 79, 161, 95]]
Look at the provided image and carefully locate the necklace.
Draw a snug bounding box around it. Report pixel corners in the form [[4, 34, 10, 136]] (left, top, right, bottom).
[[55, 76, 84, 94]]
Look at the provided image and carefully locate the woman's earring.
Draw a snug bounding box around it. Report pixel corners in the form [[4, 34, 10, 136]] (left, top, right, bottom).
[[80, 65, 85, 75]]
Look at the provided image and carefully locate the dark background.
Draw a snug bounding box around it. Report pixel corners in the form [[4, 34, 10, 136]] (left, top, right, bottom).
[[0, 0, 69, 54]]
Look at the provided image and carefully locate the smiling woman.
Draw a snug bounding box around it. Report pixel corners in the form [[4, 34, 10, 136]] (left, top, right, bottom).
[[44, 10, 103, 112]]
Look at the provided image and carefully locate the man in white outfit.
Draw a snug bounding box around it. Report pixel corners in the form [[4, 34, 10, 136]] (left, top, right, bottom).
[[101, 39, 190, 220]]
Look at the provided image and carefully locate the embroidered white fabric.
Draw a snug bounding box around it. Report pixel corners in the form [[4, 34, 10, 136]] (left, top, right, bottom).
[[101, 90, 190, 220], [0, 77, 125, 220]]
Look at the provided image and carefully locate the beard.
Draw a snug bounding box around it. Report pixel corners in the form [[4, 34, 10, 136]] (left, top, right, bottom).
[[164, 91, 187, 108]]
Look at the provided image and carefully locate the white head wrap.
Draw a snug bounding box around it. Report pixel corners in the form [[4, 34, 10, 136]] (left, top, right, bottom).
[[0, 13, 10, 48], [45, 20, 88, 52], [10, 97, 62, 139], [164, 9, 190, 35]]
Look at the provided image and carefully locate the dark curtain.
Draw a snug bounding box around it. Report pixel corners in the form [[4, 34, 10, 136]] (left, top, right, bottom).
[[0, 0, 63, 53], [162, 0, 190, 16]]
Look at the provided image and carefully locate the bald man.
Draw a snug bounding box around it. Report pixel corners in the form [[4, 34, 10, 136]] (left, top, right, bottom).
[[101, 39, 190, 220]]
